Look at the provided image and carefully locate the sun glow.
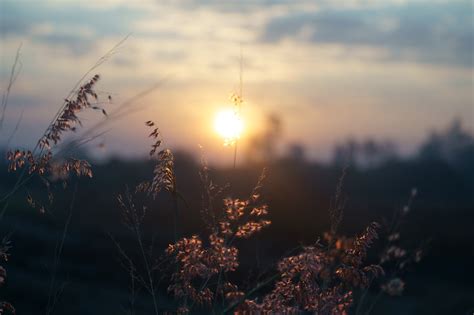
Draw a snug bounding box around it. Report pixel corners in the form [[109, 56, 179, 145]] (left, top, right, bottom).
[[214, 108, 244, 145]]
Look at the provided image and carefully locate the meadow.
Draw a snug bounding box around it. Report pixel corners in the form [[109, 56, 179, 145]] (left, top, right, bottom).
[[0, 65, 473, 314]]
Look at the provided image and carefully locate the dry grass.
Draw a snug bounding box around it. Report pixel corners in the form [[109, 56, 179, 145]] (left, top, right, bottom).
[[1, 68, 425, 315], [110, 118, 423, 314]]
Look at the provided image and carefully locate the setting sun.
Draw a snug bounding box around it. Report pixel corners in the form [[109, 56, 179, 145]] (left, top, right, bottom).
[[214, 108, 244, 144]]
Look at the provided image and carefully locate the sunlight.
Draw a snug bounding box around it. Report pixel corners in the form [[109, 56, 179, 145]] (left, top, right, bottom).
[[214, 108, 244, 145]]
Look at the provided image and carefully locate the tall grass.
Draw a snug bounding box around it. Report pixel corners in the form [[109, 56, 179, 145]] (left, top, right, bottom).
[[1, 65, 425, 314]]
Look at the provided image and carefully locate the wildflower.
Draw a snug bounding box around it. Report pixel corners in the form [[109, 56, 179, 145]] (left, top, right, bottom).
[[165, 168, 270, 311], [138, 122, 176, 198], [388, 233, 400, 242], [7, 75, 103, 181], [344, 222, 380, 267], [247, 223, 383, 314], [381, 246, 407, 263], [382, 278, 405, 296], [39, 74, 103, 150], [250, 204, 268, 216], [235, 220, 271, 238], [224, 198, 247, 221]]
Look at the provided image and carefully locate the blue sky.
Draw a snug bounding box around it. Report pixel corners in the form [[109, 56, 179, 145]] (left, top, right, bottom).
[[0, 0, 472, 162]]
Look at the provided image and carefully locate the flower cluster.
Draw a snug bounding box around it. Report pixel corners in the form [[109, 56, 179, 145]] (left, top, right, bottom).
[[6, 151, 92, 180], [166, 236, 214, 305], [343, 222, 381, 267], [39, 74, 104, 150], [376, 189, 425, 299], [136, 121, 176, 198], [150, 149, 175, 195], [381, 277, 405, 296], [260, 246, 332, 313], [116, 120, 423, 314], [235, 223, 384, 314], [380, 246, 407, 264], [219, 197, 270, 238], [166, 168, 270, 310], [5, 75, 106, 214], [219, 169, 271, 239], [6, 75, 104, 179], [166, 233, 239, 306]]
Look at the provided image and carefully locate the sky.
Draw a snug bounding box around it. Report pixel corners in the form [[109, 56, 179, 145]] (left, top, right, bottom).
[[0, 0, 472, 163]]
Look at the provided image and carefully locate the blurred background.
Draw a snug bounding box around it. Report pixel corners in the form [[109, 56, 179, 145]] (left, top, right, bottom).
[[1, 0, 472, 162], [0, 0, 473, 314]]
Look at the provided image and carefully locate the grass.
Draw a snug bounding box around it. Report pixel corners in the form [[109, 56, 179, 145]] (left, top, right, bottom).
[[0, 55, 426, 314]]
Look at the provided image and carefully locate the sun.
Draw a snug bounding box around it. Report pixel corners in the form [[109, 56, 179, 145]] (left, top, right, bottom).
[[214, 108, 244, 145]]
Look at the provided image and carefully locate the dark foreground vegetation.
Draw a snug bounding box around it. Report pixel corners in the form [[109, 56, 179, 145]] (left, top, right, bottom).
[[0, 119, 473, 314], [0, 73, 472, 314]]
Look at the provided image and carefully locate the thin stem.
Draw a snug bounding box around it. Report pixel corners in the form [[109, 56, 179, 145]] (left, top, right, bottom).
[[0, 173, 34, 220], [364, 291, 383, 315], [222, 244, 303, 314], [46, 183, 77, 315], [232, 46, 243, 171], [5, 108, 24, 147], [239, 45, 243, 100], [223, 273, 279, 314], [56, 76, 169, 157], [172, 192, 179, 243], [355, 278, 374, 315], [0, 43, 22, 130], [134, 224, 159, 315], [233, 141, 238, 170]]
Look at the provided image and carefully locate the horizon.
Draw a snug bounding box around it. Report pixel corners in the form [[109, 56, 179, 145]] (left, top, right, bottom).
[[1, 0, 473, 165]]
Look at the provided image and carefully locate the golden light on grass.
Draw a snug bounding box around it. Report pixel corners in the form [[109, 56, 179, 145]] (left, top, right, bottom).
[[214, 108, 244, 145]]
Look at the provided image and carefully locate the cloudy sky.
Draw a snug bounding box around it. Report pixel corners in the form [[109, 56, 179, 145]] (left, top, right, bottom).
[[0, 0, 472, 163]]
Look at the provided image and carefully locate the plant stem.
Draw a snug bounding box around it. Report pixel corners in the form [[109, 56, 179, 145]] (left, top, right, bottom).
[[223, 273, 279, 314], [134, 224, 159, 315], [172, 191, 179, 243], [233, 141, 238, 170]]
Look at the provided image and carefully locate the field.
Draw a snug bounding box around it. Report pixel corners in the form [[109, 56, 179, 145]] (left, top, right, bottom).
[[1, 1, 473, 314]]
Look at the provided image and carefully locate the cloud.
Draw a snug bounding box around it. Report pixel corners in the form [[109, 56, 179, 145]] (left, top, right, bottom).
[[0, 0, 144, 55], [35, 33, 97, 56], [1, 0, 471, 159], [260, 1, 473, 67], [0, 1, 30, 36]]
